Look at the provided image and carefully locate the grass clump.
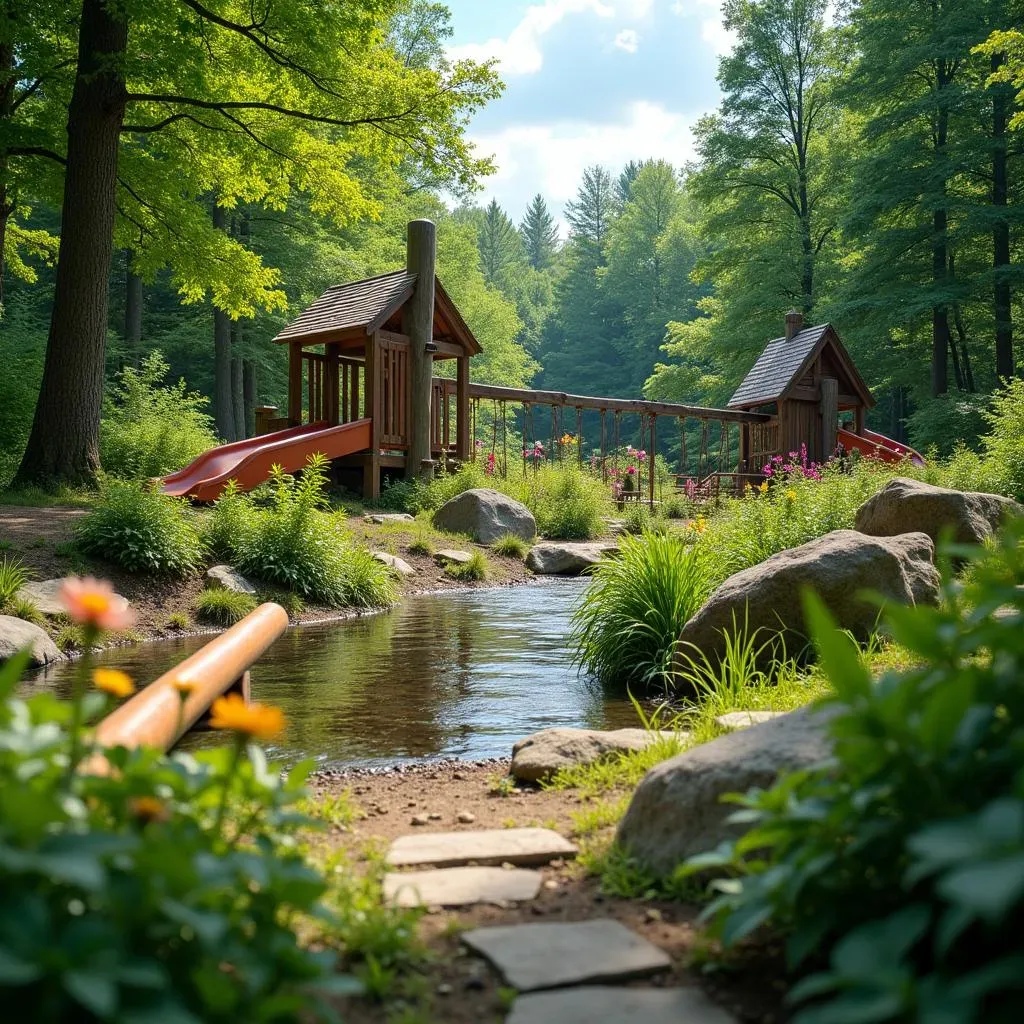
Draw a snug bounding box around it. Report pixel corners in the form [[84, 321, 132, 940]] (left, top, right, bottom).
[[7, 595, 43, 625], [77, 481, 202, 576], [444, 549, 488, 581], [208, 454, 396, 609], [571, 530, 714, 691], [491, 533, 530, 559], [193, 588, 258, 626], [528, 465, 608, 539], [166, 610, 190, 630], [0, 555, 32, 611]]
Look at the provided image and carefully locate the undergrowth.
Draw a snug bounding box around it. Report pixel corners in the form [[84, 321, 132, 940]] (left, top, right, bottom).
[[193, 588, 258, 626]]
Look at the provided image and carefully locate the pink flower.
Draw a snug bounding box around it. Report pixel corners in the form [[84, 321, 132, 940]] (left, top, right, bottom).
[[626, 465, 637, 475], [59, 577, 136, 631]]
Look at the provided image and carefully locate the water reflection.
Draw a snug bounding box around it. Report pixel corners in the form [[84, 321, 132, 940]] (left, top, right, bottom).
[[30, 581, 639, 768]]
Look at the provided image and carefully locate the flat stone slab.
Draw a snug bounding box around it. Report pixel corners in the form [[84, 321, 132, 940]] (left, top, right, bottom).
[[386, 828, 577, 869], [714, 710, 784, 731], [16, 579, 67, 616], [383, 867, 541, 908], [462, 919, 671, 992], [434, 549, 473, 565], [507, 986, 738, 1024], [205, 565, 257, 595], [364, 513, 415, 524], [372, 552, 416, 577]]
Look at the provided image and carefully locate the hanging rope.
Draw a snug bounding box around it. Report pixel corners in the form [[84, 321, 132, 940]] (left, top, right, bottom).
[[575, 407, 583, 466], [490, 399, 499, 468], [613, 411, 621, 480], [523, 402, 532, 476], [501, 400, 509, 478], [698, 420, 709, 480], [600, 409, 608, 482], [471, 398, 479, 460], [550, 405, 558, 465], [679, 417, 688, 484], [718, 421, 729, 475]]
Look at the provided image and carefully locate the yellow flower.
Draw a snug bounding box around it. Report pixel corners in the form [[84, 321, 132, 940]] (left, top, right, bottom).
[[93, 668, 135, 699], [209, 693, 285, 740], [759, 481, 769, 494], [693, 515, 707, 535], [560, 433, 575, 445], [129, 796, 169, 824], [171, 678, 198, 697], [785, 489, 797, 502], [60, 577, 136, 631]]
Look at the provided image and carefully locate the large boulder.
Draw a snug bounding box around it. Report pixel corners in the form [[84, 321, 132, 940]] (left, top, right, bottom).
[[433, 488, 536, 544], [205, 565, 256, 595], [525, 542, 618, 576], [616, 705, 835, 875], [16, 579, 67, 617], [855, 476, 1023, 547], [678, 530, 939, 665], [511, 727, 685, 783], [0, 615, 64, 668]]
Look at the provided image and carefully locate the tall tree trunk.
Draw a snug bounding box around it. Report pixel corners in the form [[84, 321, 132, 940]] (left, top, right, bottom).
[[243, 359, 256, 439], [992, 52, 1013, 380], [212, 203, 235, 441], [930, 60, 950, 399], [798, 167, 814, 315], [124, 250, 142, 365], [890, 384, 906, 443], [952, 303, 974, 393], [13, 0, 128, 487], [230, 325, 245, 440], [0, 34, 15, 304]]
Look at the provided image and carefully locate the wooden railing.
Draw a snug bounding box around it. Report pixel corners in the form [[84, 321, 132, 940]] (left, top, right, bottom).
[[94, 603, 288, 754]]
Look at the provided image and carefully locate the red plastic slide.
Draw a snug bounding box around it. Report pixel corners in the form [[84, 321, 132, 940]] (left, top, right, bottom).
[[837, 428, 925, 467], [160, 419, 373, 502]]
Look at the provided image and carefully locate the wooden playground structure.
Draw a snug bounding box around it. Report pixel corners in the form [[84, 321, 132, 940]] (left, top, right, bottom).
[[164, 220, 916, 505]]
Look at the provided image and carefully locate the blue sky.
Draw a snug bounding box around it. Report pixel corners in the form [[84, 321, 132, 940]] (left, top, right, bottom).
[[444, 1, 731, 230]]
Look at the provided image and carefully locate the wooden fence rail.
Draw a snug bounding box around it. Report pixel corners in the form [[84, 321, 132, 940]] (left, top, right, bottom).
[[94, 603, 288, 754]]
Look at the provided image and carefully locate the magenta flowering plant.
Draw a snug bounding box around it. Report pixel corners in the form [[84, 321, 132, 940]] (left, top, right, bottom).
[[762, 443, 826, 482], [484, 451, 496, 476]]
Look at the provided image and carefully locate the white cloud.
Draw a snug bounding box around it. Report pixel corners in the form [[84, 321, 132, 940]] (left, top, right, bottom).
[[670, 0, 733, 56], [447, 0, 653, 77], [467, 100, 698, 223], [614, 29, 640, 53]]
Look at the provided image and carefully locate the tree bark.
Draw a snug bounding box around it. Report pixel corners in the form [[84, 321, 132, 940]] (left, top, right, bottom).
[[124, 250, 143, 365], [13, 0, 128, 487], [212, 203, 235, 441], [230, 329, 244, 440], [243, 358, 256, 439], [931, 89, 950, 398], [992, 52, 1013, 380], [0, 35, 15, 303]]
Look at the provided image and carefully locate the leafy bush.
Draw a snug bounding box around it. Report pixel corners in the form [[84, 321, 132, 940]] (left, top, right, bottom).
[[980, 376, 1024, 500], [529, 465, 608, 539], [621, 501, 654, 535], [77, 481, 203, 576], [0, 641, 351, 1022], [690, 519, 1024, 1024], [492, 533, 530, 559], [571, 531, 715, 691], [100, 351, 218, 479], [444, 549, 488, 581], [203, 479, 250, 560], [212, 455, 395, 608], [0, 555, 31, 610], [194, 588, 258, 626]]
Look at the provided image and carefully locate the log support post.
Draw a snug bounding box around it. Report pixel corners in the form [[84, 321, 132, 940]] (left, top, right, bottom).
[[288, 343, 302, 426], [456, 356, 470, 462], [821, 377, 839, 461], [403, 220, 436, 481]]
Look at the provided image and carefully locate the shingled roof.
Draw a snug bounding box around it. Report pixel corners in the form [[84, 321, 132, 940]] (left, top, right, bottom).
[[729, 324, 830, 408], [273, 270, 415, 344]]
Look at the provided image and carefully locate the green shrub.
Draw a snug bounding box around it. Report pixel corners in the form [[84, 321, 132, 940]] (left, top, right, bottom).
[[213, 454, 395, 608], [571, 531, 715, 691], [203, 479, 251, 560], [77, 481, 203, 576], [194, 588, 258, 626], [444, 549, 488, 581], [981, 376, 1024, 500], [662, 494, 688, 519], [528, 465, 608, 539], [166, 610, 190, 630], [690, 519, 1024, 1024], [0, 647, 349, 1022], [621, 502, 655, 535], [100, 351, 218, 479], [6, 596, 43, 625], [492, 533, 530, 559], [0, 555, 31, 609]]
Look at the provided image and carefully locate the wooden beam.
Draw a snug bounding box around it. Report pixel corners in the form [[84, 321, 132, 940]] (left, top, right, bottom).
[[403, 221, 436, 480], [288, 343, 302, 425], [821, 377, 839, 461], [456, 357, 470, 461]]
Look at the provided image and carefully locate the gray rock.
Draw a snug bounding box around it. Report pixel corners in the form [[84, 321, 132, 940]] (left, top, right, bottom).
[[365, 513, 415, 524], [16, 579, 67, 617], [383, 867, 542, 908], [205, 564, 256, 595], [462, 919, 671, 992], [372, 552, 416, 577], [855, 476, 1023, 548], [434, 549, 473, 565], [525, 542, 618, 575], [616, 705, 836, 876], [387, 827, 577, 869], [511, 727, 686, 783], [714, 710, 785, 731], [678, 529, 939, 666], [0, 615, 64, 667], [507, 986, 738, 1024], [433, 488, 536, 544]]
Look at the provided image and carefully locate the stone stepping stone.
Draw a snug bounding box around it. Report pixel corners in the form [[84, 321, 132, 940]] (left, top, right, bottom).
[[462, 919, 670, 992], [372, 552, 416, 577], [364, 513, 415, 524], [383, 866, 541, 908], [713, 710, 784, 731], [507, 986, 738, 1024], [16, 579, 68, 616], [386, 827, 577, 869], [434, 548, 473, 565]]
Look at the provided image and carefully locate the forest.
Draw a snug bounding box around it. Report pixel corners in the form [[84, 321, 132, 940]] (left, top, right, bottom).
[[2, 0, 1024, 488]]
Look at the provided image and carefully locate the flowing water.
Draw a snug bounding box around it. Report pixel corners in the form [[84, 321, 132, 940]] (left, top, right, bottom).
[[30, 580, 640, 769]]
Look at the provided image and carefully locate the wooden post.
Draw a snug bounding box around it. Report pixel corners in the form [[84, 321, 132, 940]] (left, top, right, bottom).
[[326, 345, 340, 425], [456, 357, 470, 462], [403, 219, 436, 480], [821, 377, 839, 461], [648, 414, 656, 510], [854, 405, 865, 436], [288, 343, 302, 425], [254, 405, 277, 436]]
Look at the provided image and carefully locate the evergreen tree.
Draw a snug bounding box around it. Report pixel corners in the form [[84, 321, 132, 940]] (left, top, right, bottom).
[[519, 193, 559, 270], [564, 165, 615, 256], [476, 199, 526, 286]]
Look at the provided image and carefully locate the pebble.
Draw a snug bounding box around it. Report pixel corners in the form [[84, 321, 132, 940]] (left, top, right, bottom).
[[457, 811, 476, 824], [436, 983, 452, 996], [428, 812, 442, 820], [645, 908, 663, 923], [411, 814, 429, 826], [543, 879, 559, 890]]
